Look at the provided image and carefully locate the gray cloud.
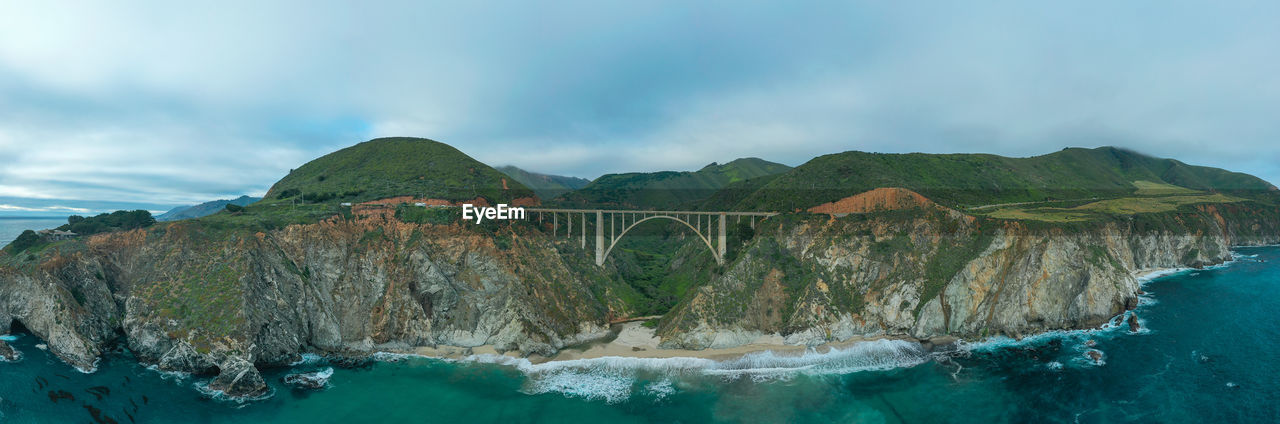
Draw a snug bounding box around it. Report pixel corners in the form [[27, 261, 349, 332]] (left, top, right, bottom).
[[0, 0, 1277, 213]]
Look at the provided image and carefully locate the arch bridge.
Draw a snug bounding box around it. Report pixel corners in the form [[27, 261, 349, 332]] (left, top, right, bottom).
[[523, 208, 778, 266]]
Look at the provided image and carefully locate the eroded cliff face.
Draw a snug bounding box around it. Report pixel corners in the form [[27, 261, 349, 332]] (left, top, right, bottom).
[[0, 214, 628, 396], [2, 201, 1277, 396], [657, 205, 1280, 349]]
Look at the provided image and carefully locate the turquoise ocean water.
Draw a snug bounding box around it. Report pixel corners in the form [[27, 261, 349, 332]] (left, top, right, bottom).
[[2, 246, 1278, 423]]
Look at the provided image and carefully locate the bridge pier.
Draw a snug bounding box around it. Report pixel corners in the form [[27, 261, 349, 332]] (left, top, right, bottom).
[[595, 211, 604, 265], [717, 213, 726, 263]]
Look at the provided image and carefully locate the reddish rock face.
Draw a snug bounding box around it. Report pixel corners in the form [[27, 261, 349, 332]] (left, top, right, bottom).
[[807, 188, 942, 215]]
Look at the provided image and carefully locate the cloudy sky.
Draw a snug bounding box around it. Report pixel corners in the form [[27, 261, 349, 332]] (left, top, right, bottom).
[[1, 1, 1278, 214]]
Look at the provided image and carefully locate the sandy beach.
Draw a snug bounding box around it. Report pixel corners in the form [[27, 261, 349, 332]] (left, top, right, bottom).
[[409, 322, 944, 364]]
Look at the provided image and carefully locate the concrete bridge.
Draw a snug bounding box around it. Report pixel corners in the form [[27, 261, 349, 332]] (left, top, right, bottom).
[[524, 208, 778, 266]]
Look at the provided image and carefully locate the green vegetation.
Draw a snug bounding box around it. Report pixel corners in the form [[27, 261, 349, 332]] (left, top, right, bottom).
[[916, 229, 997, 316], [138, 260, 246, 352], [261, 137, 535, 206], [157, 195, 260, 221], [394, 204, 461, 225], [184, 202, 346, 235], [733, 146, 1276, 212], [556, 157, 791, 209], [496, 165, 591, 200], [7, 230, 40, 252], [608, 220, 718, 315], [57, 210, 155, 235], [1132, 180, 1200, 196], [982, 193, 1244, 222]]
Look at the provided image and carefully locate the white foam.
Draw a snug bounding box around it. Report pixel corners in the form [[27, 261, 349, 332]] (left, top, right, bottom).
[[288, 353, 323, 366], [1135, 268, 1192, 283], [192, 380, 275, 405], [645, 379, 675, 400], [72, 358, 100, 374], [460, 339, 928, 403], [145, 364, 192, 382], [371, 351, 429, 362]]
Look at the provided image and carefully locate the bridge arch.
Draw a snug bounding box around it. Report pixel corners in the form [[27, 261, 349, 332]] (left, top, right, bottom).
[[523, 208, 775, 267], [601, 214, 720, 266]]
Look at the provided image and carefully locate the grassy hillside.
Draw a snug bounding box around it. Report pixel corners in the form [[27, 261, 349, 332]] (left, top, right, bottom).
[[262, 137, 535, 205], [733, 147, 1277, 212], [496, 166, 591, 200], [555, 157, 791, 209]]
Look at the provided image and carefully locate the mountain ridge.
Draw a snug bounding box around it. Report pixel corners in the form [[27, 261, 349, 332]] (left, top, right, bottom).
[[555, 157, 792, 209], [157, 195, 261, 221], [496, 166, 591, 201]]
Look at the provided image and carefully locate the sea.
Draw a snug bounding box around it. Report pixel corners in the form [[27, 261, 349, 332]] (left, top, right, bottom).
[[0, 217, 69, 247], [2, 246, 1278, 423]]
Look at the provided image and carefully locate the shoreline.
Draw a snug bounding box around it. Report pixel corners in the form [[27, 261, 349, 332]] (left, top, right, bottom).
[[405, 264, 1204, 365], [405, 323, 953, 364]]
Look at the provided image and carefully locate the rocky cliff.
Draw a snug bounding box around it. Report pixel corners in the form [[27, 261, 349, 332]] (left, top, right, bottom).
[[3, 198, 1278, 398], [0, 213, 629, 396], [656, 202, 1280, 348]]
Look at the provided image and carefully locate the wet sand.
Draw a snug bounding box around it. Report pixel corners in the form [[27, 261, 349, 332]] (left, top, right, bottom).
[[409, 322, 943, 364]]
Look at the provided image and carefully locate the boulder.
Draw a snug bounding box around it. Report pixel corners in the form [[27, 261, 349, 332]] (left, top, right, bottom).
[[0, 340, 20, 361], [1128, 314, 1141, 332], [1085, 349, 1104, 364], [208, 357, 268, 398], [282, 368, 333, 390]]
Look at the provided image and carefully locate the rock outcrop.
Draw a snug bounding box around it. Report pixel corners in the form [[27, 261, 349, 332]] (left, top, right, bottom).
[[658, 204, 1280, 348], [0, 213, 628, 396], [0, 339, 19, 361], [2, 196, 1277, 395]]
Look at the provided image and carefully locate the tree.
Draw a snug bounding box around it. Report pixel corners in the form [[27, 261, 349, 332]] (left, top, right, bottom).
[[8, 230, 40, 252], [225, 204, 245, 213]]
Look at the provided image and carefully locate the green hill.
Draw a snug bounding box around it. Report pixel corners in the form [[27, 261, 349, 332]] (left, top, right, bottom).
[[555, 158, 791, 209], [496, 166, 591, 200], [262, 137, 535, 205], [732, 146, 1278, 212]]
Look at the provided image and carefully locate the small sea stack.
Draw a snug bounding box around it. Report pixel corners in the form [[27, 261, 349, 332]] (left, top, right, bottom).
[[1128, 314, 1141, 332], [282, 368, 333, 390], [1085, 350, 1105, 365], [0, 340, 20, 361]]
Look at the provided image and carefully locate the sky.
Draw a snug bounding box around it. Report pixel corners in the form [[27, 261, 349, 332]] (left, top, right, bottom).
[[1, 1, 1278, 215]]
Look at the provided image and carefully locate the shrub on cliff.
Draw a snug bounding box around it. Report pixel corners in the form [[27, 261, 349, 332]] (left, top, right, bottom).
[[7, 230, 40, 252], [58, 210, 155, 236]]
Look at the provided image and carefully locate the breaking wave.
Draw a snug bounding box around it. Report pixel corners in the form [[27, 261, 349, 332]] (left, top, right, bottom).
[[462, 339, 929, 403]]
